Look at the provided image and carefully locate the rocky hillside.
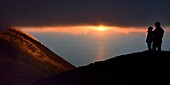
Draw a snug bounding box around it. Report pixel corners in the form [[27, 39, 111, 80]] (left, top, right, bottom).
[[0, 28, 75, 85]]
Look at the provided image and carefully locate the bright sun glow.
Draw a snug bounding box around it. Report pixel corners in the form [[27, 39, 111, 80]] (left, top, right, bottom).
[[98, 25, 106, 31]]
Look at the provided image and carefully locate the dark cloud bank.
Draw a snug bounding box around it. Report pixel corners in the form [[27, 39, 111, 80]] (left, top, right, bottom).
[[1, 0, 170, 27]]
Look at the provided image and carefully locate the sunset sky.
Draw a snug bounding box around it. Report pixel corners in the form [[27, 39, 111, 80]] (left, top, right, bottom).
[[1, 0, 170, 66], [1, 0, 170, 28]]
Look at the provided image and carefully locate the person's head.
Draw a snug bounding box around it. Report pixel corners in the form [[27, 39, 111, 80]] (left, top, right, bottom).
[[155, 22, 161, 27], [148, 26, 153, 31]]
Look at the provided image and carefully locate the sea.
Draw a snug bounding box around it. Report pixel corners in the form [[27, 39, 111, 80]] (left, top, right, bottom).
[[21, 26, 170, 66]]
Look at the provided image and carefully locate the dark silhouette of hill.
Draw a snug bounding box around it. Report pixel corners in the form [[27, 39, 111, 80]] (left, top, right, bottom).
[[33, 51, 170, 85], [0, 29, 75, 85]]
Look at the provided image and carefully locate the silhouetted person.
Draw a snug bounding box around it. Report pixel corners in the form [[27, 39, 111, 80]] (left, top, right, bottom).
[[152, 22, 164, 51], [146, 26, 154, 51]]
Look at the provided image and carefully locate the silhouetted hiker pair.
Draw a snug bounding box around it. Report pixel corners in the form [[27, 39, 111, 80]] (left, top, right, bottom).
[[146, 22, 164, 51]]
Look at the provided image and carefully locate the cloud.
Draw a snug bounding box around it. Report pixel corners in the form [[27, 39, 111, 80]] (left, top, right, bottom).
[[1, 0, 170, 27]]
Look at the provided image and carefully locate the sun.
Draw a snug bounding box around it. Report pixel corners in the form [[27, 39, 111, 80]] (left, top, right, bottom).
[[98, 25, 106, 31]]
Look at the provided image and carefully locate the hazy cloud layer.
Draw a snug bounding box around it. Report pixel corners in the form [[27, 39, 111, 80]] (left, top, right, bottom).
[[1, 0, 170, 27]]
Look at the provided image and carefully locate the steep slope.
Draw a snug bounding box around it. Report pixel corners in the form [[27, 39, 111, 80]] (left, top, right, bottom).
[[0, 29, 75, 85], [33, 51, 170, 85]]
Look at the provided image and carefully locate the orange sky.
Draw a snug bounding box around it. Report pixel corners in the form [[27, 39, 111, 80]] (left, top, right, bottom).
[[18, 25, 147, 35]]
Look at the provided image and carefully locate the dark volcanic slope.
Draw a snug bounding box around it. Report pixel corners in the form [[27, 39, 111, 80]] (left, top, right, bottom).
[[0, 29, 75, 85], [34, 51, 170, 85]]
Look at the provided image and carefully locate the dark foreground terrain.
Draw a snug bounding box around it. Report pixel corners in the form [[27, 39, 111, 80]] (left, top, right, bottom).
[[33, 51, 170, 85]]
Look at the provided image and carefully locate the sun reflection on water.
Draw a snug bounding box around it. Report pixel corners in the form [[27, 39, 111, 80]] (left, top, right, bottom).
[[95, 42, 105, 61]]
